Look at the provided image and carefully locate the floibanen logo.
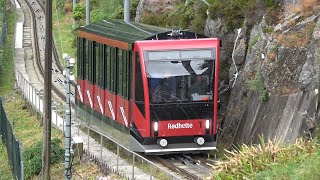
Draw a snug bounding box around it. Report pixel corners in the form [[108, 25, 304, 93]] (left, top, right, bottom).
[[168, 123, 193, 129]]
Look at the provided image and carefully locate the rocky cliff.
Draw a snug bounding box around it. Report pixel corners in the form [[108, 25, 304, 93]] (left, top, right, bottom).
[[136, 0, 320, 148], [207, 1, 320, 147]]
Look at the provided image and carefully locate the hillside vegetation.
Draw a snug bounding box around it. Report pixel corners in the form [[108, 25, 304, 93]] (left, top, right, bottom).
[[53, 0, 139, 59], [0, 1, 108, 178]]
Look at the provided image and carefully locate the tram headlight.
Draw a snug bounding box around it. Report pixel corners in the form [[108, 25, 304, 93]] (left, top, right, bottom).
[[195, 137, 205, 146], [206, 119, 210, 129], [157, 138, 168, 147], [154, 122, 158, 132]]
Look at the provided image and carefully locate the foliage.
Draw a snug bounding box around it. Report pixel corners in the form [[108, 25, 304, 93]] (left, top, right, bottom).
[[247, 70, 269, 101], [208, 0, 279, 31], [263, 0, 280, 8], [24, 138, 64, 179], [55, 0, 65, 11], [213, 137, 320, 179], [73, 4, 85, 21], [141, 0, 208, 34]]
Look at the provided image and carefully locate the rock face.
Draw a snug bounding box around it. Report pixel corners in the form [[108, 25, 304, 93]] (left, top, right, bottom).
[[219, 11, 320, 146]]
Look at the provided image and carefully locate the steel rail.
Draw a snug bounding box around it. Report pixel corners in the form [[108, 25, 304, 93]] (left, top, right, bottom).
[[153, 155, 202, 180], [25, 0, 70, 104]]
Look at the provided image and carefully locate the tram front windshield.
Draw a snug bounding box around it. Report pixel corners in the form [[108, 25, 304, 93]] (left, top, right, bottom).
[[145, 49, 215, 104]]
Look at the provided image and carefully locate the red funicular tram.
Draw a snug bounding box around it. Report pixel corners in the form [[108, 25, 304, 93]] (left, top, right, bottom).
[[76, 19, 220, 154]]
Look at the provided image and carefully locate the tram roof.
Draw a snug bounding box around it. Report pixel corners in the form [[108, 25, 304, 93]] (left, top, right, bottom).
[[77, 19, 207, 50]]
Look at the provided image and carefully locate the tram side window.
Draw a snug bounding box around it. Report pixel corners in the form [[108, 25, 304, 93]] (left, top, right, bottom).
[[123, 50, 131, 99], [110, 47, 117, 92], [85, 39, 89, 81], [135, 53, 144, 101], [99, 44, 105, 88], [135, 52, 145, 116], [94, 42, 99, 86], [106, 46, 111, 90], [77, 37, 81, 78], [122, 51, 128, 98], [118, 50, 123, 96], [87, 40, 94, 83], [128, 51, 132, 99]]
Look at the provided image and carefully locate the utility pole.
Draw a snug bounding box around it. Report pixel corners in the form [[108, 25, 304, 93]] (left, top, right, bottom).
[[63, 54, 74, 180], [72, 0, 77, 28], [124, 0, 130, 22], [86, 0, 90, 25], [42, 0, 52, 178]]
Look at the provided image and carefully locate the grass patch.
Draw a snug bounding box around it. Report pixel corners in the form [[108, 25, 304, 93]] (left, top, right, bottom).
[[2, 93, 106, 179], [276, 22, 316, 48], [0, 6, 15, 94], [212, 137, 320, 180], [249, 34, 260, 51], [53, 0, 76, 60], [0, 141, 13, 179]]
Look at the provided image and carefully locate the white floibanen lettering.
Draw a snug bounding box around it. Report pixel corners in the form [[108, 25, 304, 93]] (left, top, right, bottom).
[[168, 123, 193, 129]]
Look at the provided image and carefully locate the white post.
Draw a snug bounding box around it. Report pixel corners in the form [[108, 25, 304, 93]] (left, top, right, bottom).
[[86, 0, 90, 25], [124, 0, 130, 22]]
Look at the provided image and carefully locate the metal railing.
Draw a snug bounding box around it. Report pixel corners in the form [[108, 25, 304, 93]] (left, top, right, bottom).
[[0, 98, 24, 180]]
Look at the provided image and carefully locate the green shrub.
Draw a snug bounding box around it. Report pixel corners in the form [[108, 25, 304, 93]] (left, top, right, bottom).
[[247, 70, 269, 101], [73, 4, 85, 21], [24, 138, 64, 179]]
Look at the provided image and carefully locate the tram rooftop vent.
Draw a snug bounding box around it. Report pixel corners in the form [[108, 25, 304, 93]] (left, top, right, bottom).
[[167, 29, 183, 38]]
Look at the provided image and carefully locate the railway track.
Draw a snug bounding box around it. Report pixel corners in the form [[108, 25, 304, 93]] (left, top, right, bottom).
[[18, 0, 216, 179], [24, 0, 75, 106], [151, 154, 213, 179]]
